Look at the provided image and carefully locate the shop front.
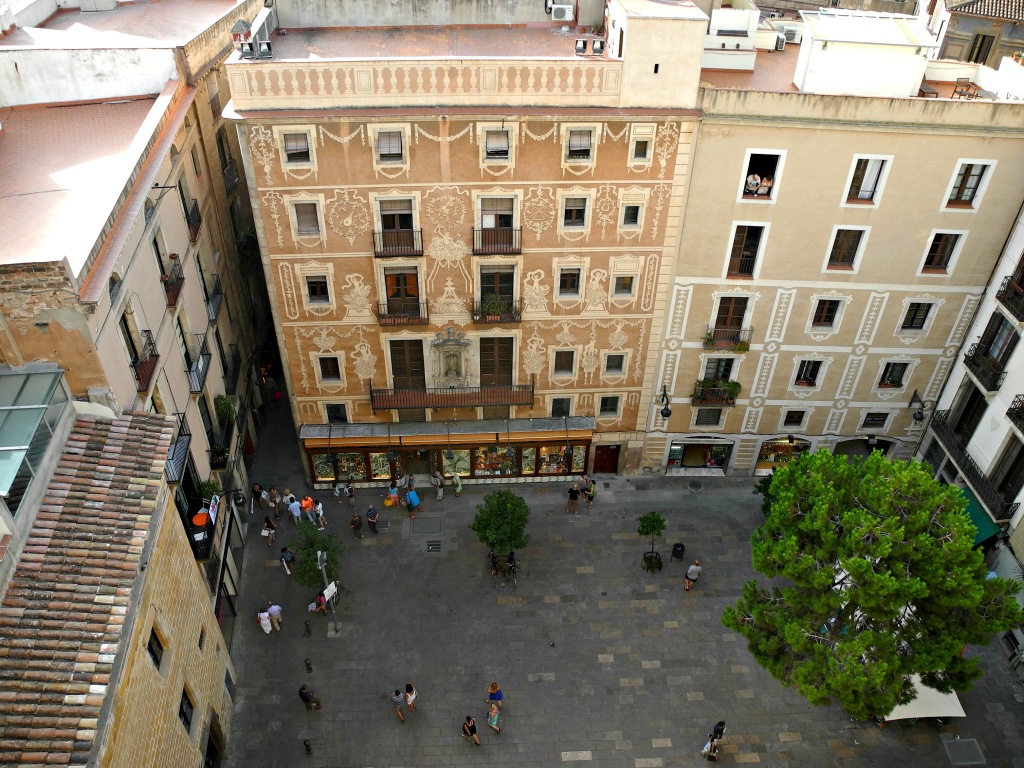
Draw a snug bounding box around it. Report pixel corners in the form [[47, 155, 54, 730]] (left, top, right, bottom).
[[665, 438, 734, 475], [755, 435, 812, 474], [300, 416, 595, 487]]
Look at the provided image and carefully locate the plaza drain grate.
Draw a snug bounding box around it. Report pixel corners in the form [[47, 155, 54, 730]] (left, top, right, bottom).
[[688, 481, 703, 493], [944, 738, 985, 766], [425, 539, 442, 553], [377, 520, 391, 531]]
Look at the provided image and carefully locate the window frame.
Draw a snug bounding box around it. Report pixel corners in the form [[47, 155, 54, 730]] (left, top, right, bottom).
[[305, 275, 330, 304], [370, 124, 411, 173], [477, 122, 519, 169], [603, 352, 627, 376], [811, 299, 841, 328], [693, 407, 724, 429], [725, 221, 768, 279], [823, 226, 869, 272], [556, 190, 594, 237], [147, 627, 165, 670], [895, 297, 942, 339], [877, 360, 910, 390], [560, 123, 602, 170], [919, 230, 966, 275], [840, 154, 892, 208], [284, 193, 327, 243], [178, 688, 195, 735], [553, 349, 576, 376], [783, 410, 806, 428], [476, 194, 519, 230], [318, 356, 342, 382], [550, 396, 572, 418], [794, 359, 823, 387], [272, 126, 317, 172], [598, 394, 622, 417], [562, 196, 588, 228], [558, 267, 583, 297], [736, 148, 786, 204], [326, 403, 349, 424], [612, 274, 636, 298], [861, 411, 891, 430], [942, 159, 995, 211], [901, 302, 933, 331], [294, 262, 336, 316], [627, 123, 656, 170]]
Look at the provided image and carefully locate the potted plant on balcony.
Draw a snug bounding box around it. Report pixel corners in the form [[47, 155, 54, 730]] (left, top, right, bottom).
[[199, 479, 220, 502], [721, 379, 741, 402], [638, 511, 667, 573], [481, 293, 506, 322], [703, 330, 716, 348], [733, 340, 749, 353], [210, 443, 229, 470], [214, 394, 235, 426]]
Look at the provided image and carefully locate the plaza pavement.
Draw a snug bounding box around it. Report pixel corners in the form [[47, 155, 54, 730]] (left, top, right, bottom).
[[225, 402, 1024, 767]]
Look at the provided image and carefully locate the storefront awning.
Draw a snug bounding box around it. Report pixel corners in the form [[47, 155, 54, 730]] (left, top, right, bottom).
[[961, 486, 1001, 547]]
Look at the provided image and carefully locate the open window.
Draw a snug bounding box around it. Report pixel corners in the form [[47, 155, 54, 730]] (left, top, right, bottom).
[[740, 151, 782, 201]]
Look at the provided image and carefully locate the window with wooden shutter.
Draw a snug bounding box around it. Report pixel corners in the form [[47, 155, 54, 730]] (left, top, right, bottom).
[[376, 130, 404, 163], [294, 203, 320, 236], [484, 130, 510, 160], [283, 133, 310, 163], [567, 129, 592, 160]]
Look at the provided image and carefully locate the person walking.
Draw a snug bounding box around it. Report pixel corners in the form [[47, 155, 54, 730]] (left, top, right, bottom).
[[366, 505, 379, 534], [566, 483, 580, 515], [701, 736, 720, 761], [405, 488, 421, 519], [407, 473, 416, 492], [487, 702, 501, 733], [430, 470, 444, 500], [387, 481, 400, 509], [299, 685, 322, 710], [405, 683, 417, 712], [485, 682, 504, 710], [709, 721, 726, 741], [257, 609, 272, 634], [288, 495, 302, 526], [301, 495, 315, 525], [392, 690, 406, 723], [349, 511, 364, 539], [266, 601, 283, 631], [279, 546, 296, 575], [261, 516, 277, 547], [267, 487, 281, 520], [583, 476, 596, 510], [462, 715, 480, 745], [344, 478, 355, 507], [314, 499, 326, 531], [685, 559, 702, 591]]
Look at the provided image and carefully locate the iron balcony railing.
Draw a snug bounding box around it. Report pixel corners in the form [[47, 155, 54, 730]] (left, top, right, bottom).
[[186, 198, 202, 242], [222, 158, 238, 194], [370, 383, 534, 411], [703, 325, 753, 350], [186, 333, 212, 394], [131, 330, 159, 393], [931, 410, 1020, 521], [209, 419, 233, 470], [206, 274, 223, 322], [223, 343, 241, 395], [165, 413, 192, 484], [691, 380, 740, 406], [996, 275, 1024, 323], [374, 301, 429, 327], [472, 227, 521, 256], [726, 256, 756, 278], [471, 298, 522, 323], [1008, 394, 1024, 436], [163, 257, 185, 307], [373, 229, 423, 258], [963, 342, 1008, 392]]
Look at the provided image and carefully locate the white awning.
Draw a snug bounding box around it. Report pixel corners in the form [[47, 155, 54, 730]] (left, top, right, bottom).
[[886, 675, 965, 721]]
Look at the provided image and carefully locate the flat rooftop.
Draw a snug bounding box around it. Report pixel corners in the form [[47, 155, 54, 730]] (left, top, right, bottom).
[[0, 0, 239, 48], [0, 97, 157, 271], [800, 10, 938, 46]]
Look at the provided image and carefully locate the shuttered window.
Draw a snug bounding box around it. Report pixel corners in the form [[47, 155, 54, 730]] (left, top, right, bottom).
[[567, 129, 592, 160], [485, 130, 510, 160], [294, 203, 320, 236], [283, 133, 310, 163], [376, 130, 404, 162]]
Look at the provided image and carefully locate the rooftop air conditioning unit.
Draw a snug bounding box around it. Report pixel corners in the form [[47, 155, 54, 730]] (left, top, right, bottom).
[[783, 27, 802, 43], [768, 12, 781, 18], [775, 33, 786, 51], [551, 3, 574, 22]]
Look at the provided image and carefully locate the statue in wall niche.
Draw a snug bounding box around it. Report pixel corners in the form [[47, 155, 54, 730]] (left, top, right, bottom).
[[443, 352, 462, 379]]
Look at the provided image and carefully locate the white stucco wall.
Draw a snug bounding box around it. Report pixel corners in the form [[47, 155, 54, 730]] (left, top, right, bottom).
[[794, 37, 927, 97], [275, 0, 605, 29]]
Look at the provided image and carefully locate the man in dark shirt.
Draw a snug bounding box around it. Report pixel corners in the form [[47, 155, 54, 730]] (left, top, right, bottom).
[[366, 505, 379, 534], [566, 483, 580, 515]]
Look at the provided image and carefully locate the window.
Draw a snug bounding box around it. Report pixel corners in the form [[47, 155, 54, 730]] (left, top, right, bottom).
[[306, 276, 329, 303], [599, 395, 621, 416], [879, 362, 908, 388], [862, 412, 889, 429], [728, 225, 763, 277], [703, 357, 734, 381], [622, 205, 640, 227], [902, 303, 931, 330], [294, 203, 320, 236], [479, 266, 515, 302], [380, 199, 413, 231], [741, 152, 781, 199], [947, 163, 988, 207], [628, 123, 656, 167], [828, 229, 863, 269], [283, 133, 311, 163], [924, 233, 959, 272], [967, 33, 995, 64], [147, 628, 164, 669], [977, 312, 1020, 365], [563, 197, 587, 227], [566, 129, 593, 161], [481, 198, 514, 229], [559, 269, 581, 296], [695, 408, 722, 426], [327, 404, 349, 424], [551, 397, 571, 418], [384, 269, 420, 314], [198, 628, 205, 651], [613, 275, 634, 297], [190, 147, 202, 179], [605, 354, 625, 374], [846, 157, 886, 203], [318, 357, 341, 381], [795, 360, 822, 386], [484, 130, 510, 160], [633, 140, 649, 160], [783, 410, 805, 427], [178, 689, 194, 734], [554, 350, 575, 375], [376, 130, 404, 163], [812, 299, 840, 327]]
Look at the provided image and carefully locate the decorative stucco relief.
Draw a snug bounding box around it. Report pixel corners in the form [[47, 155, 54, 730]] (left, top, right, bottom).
[[319, 124, 365, 147], [341, 275, 372, 320], [430, 277, 468, 315], [741, 407, 762, 434], [835, 356, 865, 400], [654, 122, 681, 180], [279, 262, 299, 320], [750, 353, 778, 398], [666, 285, 691, 340], [925, 355, 954, 402], [653, 350, 680, 432], [325, 189, 371, 246], [766, 289, 797, 343], [424, 186, 473, 293], [249, 125, 277, 186], [856, 292, 888, 345], [947, 294, 981, 347], [523, 270, 550, 314], [648, 184, 671, 241], [824, 409, 846, 434], [584, 270, 608, 312], [640, 254, 659, 314], [523, 187, 555, 242], [593, 184, 618, 240], [262, 191, 285, 248]]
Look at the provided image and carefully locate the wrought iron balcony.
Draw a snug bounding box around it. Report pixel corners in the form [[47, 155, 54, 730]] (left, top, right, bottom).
[[703, 325, 753, 350], [373, 229, 423, 258], [374, 301, 429, 327], [963, 343, 1008, 393], [186, 198, 202, 242], [996, 275, 1024, 323], [726, 256, 756, 278], [131, 330, 159, 393], [165, 413, 191, 485], [186, 333, 212, 394], [163, 257, 185, 307], [691, 380, 740, 406], [930, 410, 1020, 521], [471, 298, 522, 323], [206, 274, 223, 322], [222, 158, 238, 194], [472, 227, 521, 256], [223, 343, 241, 395], [370, 382, 534, 411], [1008, 394, 1024, 436]]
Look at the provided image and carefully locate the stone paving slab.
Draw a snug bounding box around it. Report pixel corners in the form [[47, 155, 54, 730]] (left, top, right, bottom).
[[226, 402, 1024, 768]]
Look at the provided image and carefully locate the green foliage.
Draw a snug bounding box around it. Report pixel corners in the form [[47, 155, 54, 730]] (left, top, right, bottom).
[[214, 394, 235, 426], [723, 450, 1023, 721], [752, 471, 775, 516], [481, 293, 506, 316], [637, 511, 667, 554], [290, 521, 343, 590], [199, 479, 220, 501], [469, 490, 530, 552]]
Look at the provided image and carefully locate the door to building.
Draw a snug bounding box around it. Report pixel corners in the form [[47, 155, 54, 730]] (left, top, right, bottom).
[[593, 444, 620, 473], [389, 340, 426, 390], [479, 337, 513, 386]]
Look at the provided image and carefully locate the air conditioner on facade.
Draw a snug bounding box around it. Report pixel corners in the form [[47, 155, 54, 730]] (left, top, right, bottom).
[[768, 12, 781, 18], [551, 4, 574, 21]]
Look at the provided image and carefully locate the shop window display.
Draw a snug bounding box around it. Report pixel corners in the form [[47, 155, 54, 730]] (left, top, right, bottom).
[[521, 447, 536, 474], [369, 452, 393, 480], [474, 445, 517, 476], [334, 452, 367, 481], [755, 438, 810, 471], [312, 453, 335, 482], [443, 449, 471, 477], [538, 445, 571, 474]]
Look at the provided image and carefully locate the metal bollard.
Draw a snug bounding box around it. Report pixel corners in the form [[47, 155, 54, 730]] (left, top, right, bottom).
[[304, 739, 312, 755], [305, 658, 313, 673], [304, 620, 312, 636]]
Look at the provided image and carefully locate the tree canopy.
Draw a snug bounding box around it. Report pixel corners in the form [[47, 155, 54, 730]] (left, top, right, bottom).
[[290, 521, 343, 590], [722, 450, 1022, 721], [469, 490, 530, 553]]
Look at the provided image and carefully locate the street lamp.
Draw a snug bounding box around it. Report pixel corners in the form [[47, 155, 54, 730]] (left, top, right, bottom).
[[908, 390, 926, 423], [316, 550, 340, 633], [659, 385, 672, 420]]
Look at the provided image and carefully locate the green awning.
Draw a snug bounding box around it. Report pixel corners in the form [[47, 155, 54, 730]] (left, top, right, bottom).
[[961, 486, 1000, 546]]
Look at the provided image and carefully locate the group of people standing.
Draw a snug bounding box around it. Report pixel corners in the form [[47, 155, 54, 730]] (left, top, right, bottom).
[[566, 475, 597, 515]]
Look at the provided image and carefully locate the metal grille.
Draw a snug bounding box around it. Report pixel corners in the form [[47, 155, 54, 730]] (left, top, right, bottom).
[[943, 738, 985, 766], [426, 539, 442, 553]]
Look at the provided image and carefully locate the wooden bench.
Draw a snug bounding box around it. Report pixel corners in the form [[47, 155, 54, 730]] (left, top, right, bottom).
[[918, 82, 938, 98]]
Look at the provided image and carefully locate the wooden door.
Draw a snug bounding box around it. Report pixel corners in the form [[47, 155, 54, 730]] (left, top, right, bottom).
[[480, 337, 513, 386], [715, 297, 747, 329], [593, 445, 620, 473], [389, 340, 425, 390]]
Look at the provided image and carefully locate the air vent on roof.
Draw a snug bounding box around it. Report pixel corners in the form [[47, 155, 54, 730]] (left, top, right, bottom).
[[551, 4, 574, 21]]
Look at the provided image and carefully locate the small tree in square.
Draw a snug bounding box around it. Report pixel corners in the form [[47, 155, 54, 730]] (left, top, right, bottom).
[[469, 490, 530, 553], [291, 521, 343, 590]]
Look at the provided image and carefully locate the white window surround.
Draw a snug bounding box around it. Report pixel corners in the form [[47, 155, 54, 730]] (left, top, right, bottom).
[[916, 229, 968, 276], [611, 274, 637, 298], [477, 122, 519, 169], [551, 347, 579, 379], [859, 409, 894, 431], [598, 394, 622, 418], [699, 352, 743, 382], [560, 123, 602, 173], [723, 221, 770, 280], [778, 408, 813, 432], [627, 123, 656, 171], [549, 395, 574, 417], [787, 354, 833, 399], [377, 262, 423, 306], [617, 187, 649, 239], [556, 264, 586, 299], [472, 190, 523, 229], [894, 297, 943, 342], [272, 125, 317, 172], [602, 351, 630, 378], [370, 124, 411, 174], [311, 352, 346, 392], [871, 357, 917, 400], [556, 189, 594, 238], [804, 293, 852, 342], [839, 154, 893, 209], [370, 191, 422, 232], [710, 291, 756, 333], [940, 157, 996, 213], [821, 225, 870, 273], [690, 407, 726, 431], [735, 148, 787, 204], [284, 193, 327, 245], [294, 262, 336, 316]]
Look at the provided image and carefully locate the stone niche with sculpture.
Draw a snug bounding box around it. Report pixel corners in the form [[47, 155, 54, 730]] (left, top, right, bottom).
[[432, 326, 471, 388]]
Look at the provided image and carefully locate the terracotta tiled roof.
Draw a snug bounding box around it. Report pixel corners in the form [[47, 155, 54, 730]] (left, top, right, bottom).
[[949, 0, 1024, 20], [0, 412, 173, 767]]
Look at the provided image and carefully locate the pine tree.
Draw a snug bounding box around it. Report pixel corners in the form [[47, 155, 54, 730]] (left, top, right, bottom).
[[723, 450, 1022, 720]]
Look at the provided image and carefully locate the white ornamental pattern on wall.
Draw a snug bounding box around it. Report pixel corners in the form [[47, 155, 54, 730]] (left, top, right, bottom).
[[523, 270, 550, 313], [653, 351, 679, 431], [279, 262, 299, 320], [326, 189, 372, 246], [249, 125, 278, 186], [593, 184, 619, 240], [262, 191, 285, 248], [523, 187, 555, 242], [431, 277, 468, 315], [584, 270, 609, 312], [654, 122, 681, 180], [648, 184, 671, 241], [292, 324, 377, 394], [341, 274, 372, 319], [424, 186, 473, 293], [527, 318, 647, 385]]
